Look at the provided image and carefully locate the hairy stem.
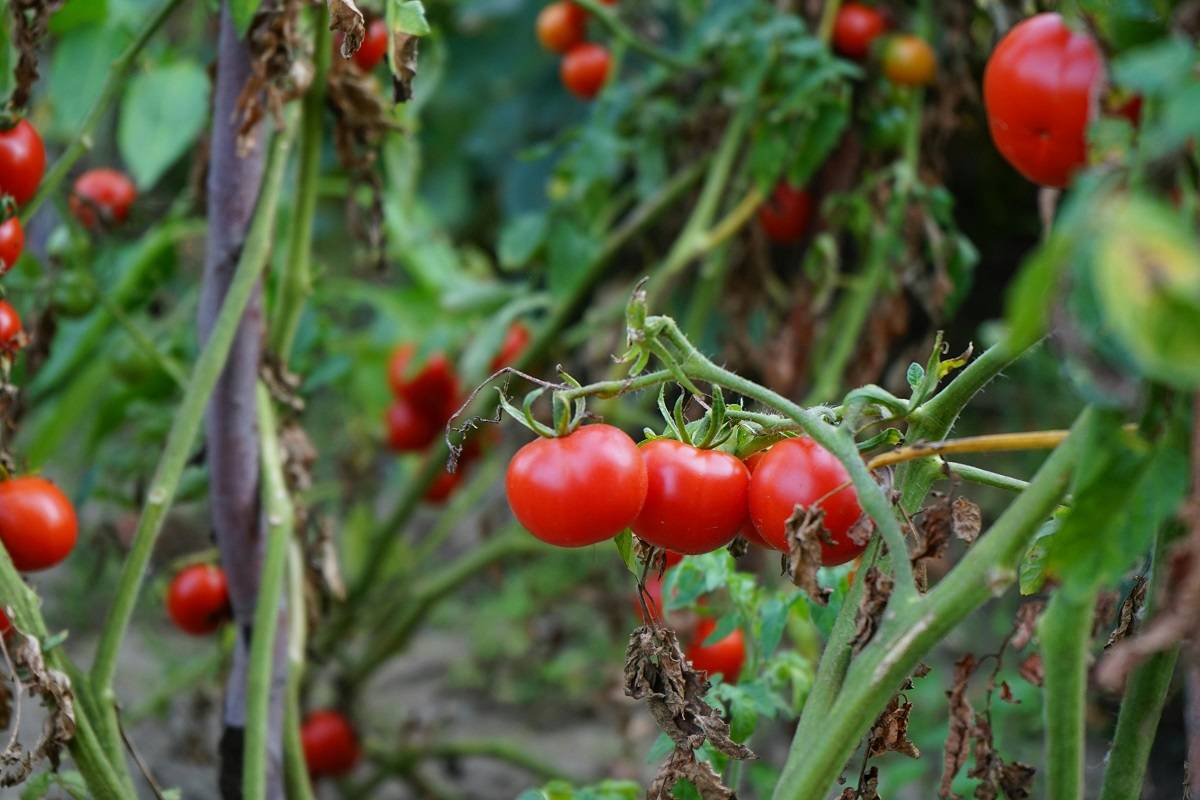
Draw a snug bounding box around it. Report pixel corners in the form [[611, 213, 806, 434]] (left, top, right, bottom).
[[1039, 589, 1098, 800]]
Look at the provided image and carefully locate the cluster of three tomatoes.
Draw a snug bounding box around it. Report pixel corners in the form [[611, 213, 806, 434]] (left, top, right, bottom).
[[506, 423, 866, 567]]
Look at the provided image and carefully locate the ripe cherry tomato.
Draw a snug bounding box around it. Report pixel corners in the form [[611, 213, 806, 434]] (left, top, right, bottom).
[[425, 465, 463, 504], [506, 424, 647, 547], [0, 120, 46, 206], [758, 183, 812, 244], [561, 43, 611, 100], [833, 3, 886, 60], [686, 619, 745, 684], [739, 452, 770, 547], [347, 19, 389, 71], [490, 321, 532, 371], [388, 345, 460, 424], [166, 564, 231, 636], [70, 169, 137, 230], [748, 437, 865, 565], [301, 710, 360, 777], [0, 609, 10, 635], [537, 2, 587, 54], [0, 217, 23, 274], [385, 398, 438, 452], [0, 301, 21, 353], [632, 439, 750, 555], [883, 34, 936, 87], [983, 13, 1105, 188], [0, 477, 77, 571]]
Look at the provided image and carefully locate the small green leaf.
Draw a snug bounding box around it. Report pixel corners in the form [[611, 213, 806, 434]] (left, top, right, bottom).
[[905, 362, 924, 391], [613, 530, 638, 576], [49, 0, 108, 33], [119, 62, 211, 189], [498, 213, 548, 271], [389, 0, 432, 36], [1019, 518, 1060, 595], [756, 597, 791, 660]]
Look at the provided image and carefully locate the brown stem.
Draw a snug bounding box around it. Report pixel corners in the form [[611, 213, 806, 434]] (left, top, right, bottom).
[[200, 4, 286, 796]]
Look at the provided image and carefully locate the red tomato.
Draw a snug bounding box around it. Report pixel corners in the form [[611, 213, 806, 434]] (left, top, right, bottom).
[[561, 43, 611, 100], [537, 2, 587, 54], [1110, 94, 1143, 128], [301, 710, 360, 777], [351, 19, 389, 71], [0, 120, 46, 206], [385, 398, 438, 452], [0, 608, 9, 635], [832, 3, 886, 60], [632, 439, 750, 555], [506, 424, 647, 547], [388, 345, 460, 424], [758, 183, 812, 244], [166, 564, 231, 636], [425, 465, 463, 504], [739, 451, 771, 547], [0, 477, 77, 571], [0, 217, 22, 274], [686, 619, 745, 684], [749, 437, 865, 565], [70, 169, 137, 229], [983, 13, 1105, 188], [490, 321, 532, 371], [0, 301, 21, 353], [663, 549, 683, 569], [883, 34, 936, 87]]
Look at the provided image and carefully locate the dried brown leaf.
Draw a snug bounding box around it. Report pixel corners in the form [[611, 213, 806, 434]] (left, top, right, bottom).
[[783, 506, 830, 605], [236, 0, 310, 155], [852, 567, 894, 654], [1105, 576, 1147, 650], [950, 497, 982, 543], [1017, 653, 1044, 687], [329, 0, 365, 57], [868, 695, 919, 758], [6, 1, 64, 112], [998, 681, 1017, 705], [939, 654, 977, 798], [647, 746, 735, 800], [0, 633, 76, 787], [1009, 601, 1044, 651], [1092, 590, 1119, 637], [391, 33, 420, 103]]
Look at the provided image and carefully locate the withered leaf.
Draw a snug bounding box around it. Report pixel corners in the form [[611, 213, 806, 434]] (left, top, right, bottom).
[[236, 0, 310, 155], [6, 0, 64, 112], [860, 766, 881, 800], [1009, 601, 1044, 651], [1017, 653, 1044, 687], [391, 33, 420, 103], [727, 535, 750, 559], [913, 662, 933, 679], [968, 713, 1034, 799], [1105, 575, 1147, 650], [0, 632, 76, 787], [647, 746, 735, 800], [950, 497, 982, 543], [999, 681, 1017, 705], [624, 626, 754, 761], [328, 0, 365, 57], [868, 695, 919, 758], [783, 505, 831, 605], [313, 515, 346, 601], [852, 567, 894, 654], [1092, 590, 1119, 637], [996, 760, 1036, 798], [939, 654, 978, 799]]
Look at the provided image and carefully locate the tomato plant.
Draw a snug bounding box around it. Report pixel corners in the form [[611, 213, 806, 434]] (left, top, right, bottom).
[[166, 564, 231, 636]]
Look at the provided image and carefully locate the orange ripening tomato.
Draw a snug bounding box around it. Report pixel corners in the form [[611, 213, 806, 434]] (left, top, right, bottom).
[[537, 2, 587, 54], [983, 13, 1105, 188], [883, 34, 936, 87]]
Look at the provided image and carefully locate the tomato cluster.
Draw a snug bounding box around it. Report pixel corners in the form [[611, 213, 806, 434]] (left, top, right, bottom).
[[536, 2, 614, 100], [0, 118, 45, 328], [506, 424, 866, 566], [301, 709, 361, 778], [832, 3, 936, 88], [166, 564, 232, 636]]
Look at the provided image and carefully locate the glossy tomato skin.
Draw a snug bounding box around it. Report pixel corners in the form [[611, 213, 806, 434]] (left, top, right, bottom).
[[686, 619, 745, 684], [632, 439, 750, 555], [388, 345, 460, 424], [0, 217, 22, 273], [983, 13, 1105, 188], [833, 3, 886, 60], [166, 564, 231, 636], [738, 451, 770, 547], [490, 321, 532, 371], [0, 477, 77, 571], [301, 710, 360, 777], [352, 19, 389, 71], [385, 398, 438, 452], [0, 121, 46, 205], [749, 437, 865, 565], [0, 301, 19, 353], [70, 169, 137, 229], [506, 424, 647, 547], [758, 183, 812, 244], [561, 43, 611, 100], [883, 34, 936, 87], [537, 2, 587, 54]]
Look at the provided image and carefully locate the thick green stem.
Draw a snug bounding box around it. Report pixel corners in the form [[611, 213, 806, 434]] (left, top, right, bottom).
[[19, 0, 188, 223], [1039, 590, 1098, 800], [244, 382, 296, 800], [772, 409, 1086, 800], [89, 128, 292, 700], [269, 3, 329, 361]]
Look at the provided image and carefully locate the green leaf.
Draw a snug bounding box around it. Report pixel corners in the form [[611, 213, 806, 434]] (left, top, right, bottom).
[[613, 530, 637, 576], [1004, 233, 1073, 352], [231, 0, 263, 37], [905, 362, 924, 391], [498, 212, 548, 271], [20, 771, 88, 800], [48, 26, 127, 138], [49, 0, 108, 33], [1112, 37, 1196, 94], [389, 0, 431, 36], [788, 96, 849, 186], [756, 596, 790, 660], [546, 219, 601, 298], [118, 62, 211, 189], [1019, 518, 1060, 595]]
